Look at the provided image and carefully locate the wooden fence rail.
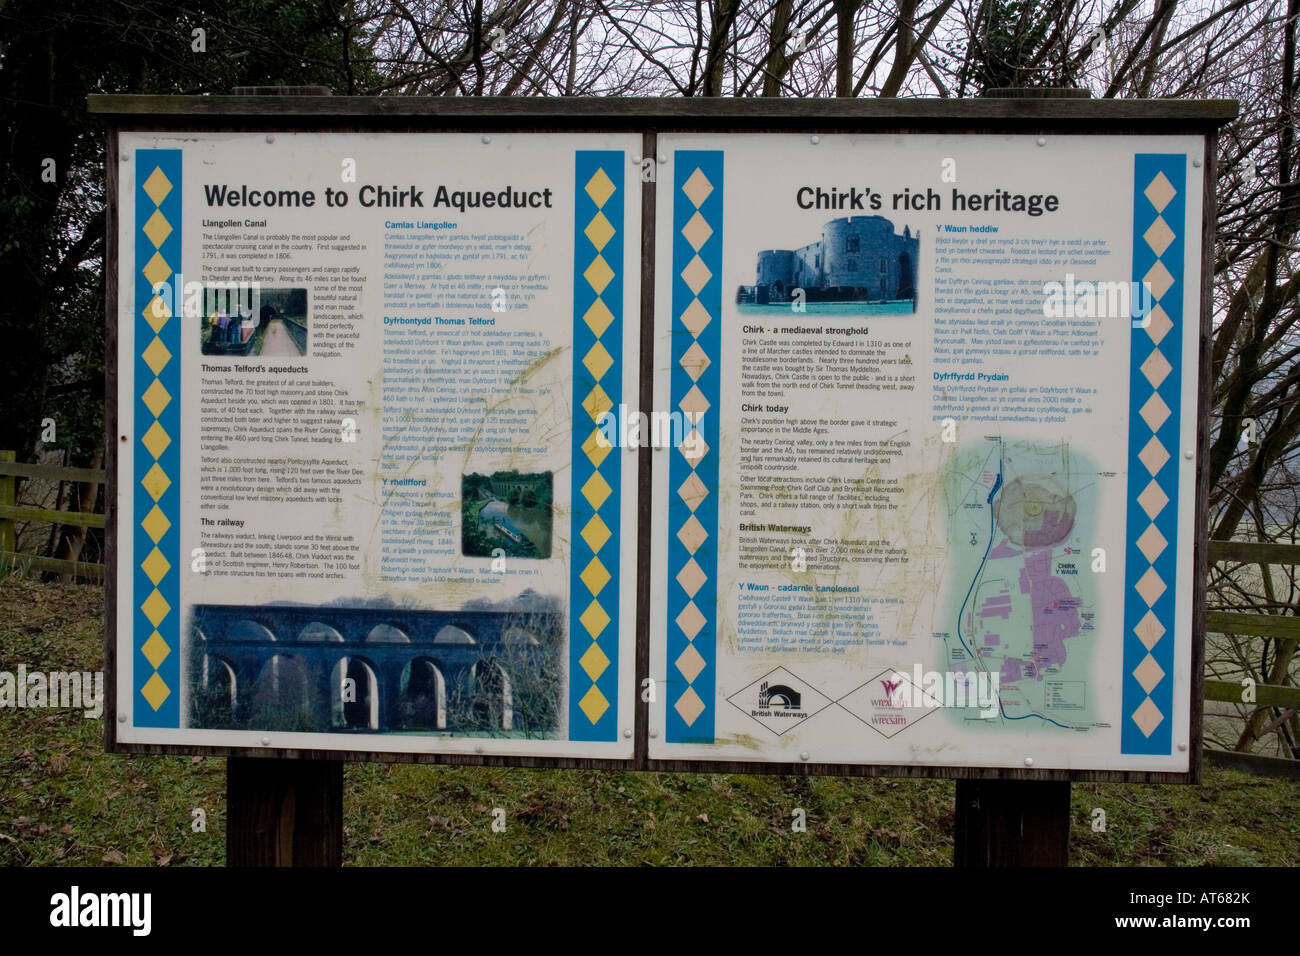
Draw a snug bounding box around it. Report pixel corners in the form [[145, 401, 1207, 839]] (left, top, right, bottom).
[[1205, 539, 1300, 776], [0, 450, 106, 582]]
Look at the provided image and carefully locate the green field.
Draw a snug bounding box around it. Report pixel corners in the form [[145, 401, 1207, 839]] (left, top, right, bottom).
[[1, 576, 1295, 866]]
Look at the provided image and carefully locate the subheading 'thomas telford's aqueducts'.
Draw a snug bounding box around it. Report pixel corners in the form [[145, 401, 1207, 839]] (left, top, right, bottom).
[[743, 214, 920, 305]]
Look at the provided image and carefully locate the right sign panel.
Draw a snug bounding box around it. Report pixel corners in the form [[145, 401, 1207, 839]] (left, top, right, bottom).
[[649, 133, 1205, 773]]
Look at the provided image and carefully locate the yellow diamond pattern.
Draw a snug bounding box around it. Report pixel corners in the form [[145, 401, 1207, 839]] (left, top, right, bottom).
[[579, 599, 610, 639], [136, 162, 180, 726], [580, 556, 611, 595], [141, 504, 170, 544], [141, 546, 170, 586], [141, 462, 171, 501], [142, 336, 171, 376], [582, 427, 613, 467], [582, 383, 613, 423], [584, 211, 616, 251], [142, 209, 172, 248], [143, 295, 171, 333], [142, 166, 173, 205], [141, 672, 171, 711], [585, 167, 616, 207], [141, 588, 171, 628], [584, 255, 615, 294], [582, 470, 612, 510], [575, 167, 621, 735], [141, 379, 171, 418], [581, 514, 611, 552], [578, 685, 610, 724], [141, 420, 171, 460], [579, 641, 611, 681], [583, 340, 614, 381], [142, 251, 171, 289], [584, 298, 615, 337], [141, 630, 170, 670]]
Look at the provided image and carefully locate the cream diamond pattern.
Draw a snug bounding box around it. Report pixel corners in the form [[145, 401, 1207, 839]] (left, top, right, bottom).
[[678, 384, 710, 418], [1135, 610, 1166, 650], [679, 431, 709, 467], [1132, 697, 1164, 737], [681, 255, 712, 295], [1144, 260, 1175, 301], [681, 211, 713, 251], [1140, 349, 1172, 388], [675, 643, 707, 684], [1135, 566, 1167, 607], [1133, 653, 1166, 694], [676, 514, 708, 553], [1137, 480, 1169, 519], [1139, 436, 1170, 475], [1144, 172, 1176, 213], [1135, 523, 1168, 564], [1139, 392, 1171, 432], [677, 471, 709, 511], [680, 300, 711, 339], [1143, 216, 1175, 256], [674, 686, 706, 726], [682, 168, 713, 207], [676, 558, 707, 598], [680, 341, 710, 380], [1145, 305, 1173, 345]]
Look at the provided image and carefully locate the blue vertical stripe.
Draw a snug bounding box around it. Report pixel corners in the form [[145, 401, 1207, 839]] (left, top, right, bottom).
[[569, 150, 623, 741], [1121, 154, 1184, 755], [134, 148, 182, 728], [666, 151, 722, 744]]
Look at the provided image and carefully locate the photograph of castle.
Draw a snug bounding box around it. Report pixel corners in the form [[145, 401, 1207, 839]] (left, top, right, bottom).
[[737, 214, 920, 314]]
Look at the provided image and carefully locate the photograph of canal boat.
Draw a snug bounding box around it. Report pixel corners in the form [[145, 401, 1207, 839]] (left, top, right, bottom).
[[199, 285, 308, 356], [461, 470, 554, 559]]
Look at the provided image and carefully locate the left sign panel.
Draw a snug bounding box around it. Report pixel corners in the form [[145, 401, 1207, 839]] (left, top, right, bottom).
[[113, 132, 640, 759]]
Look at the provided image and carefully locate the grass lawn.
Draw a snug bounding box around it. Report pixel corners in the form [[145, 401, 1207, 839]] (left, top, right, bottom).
[[1, 576, 1295, 866]]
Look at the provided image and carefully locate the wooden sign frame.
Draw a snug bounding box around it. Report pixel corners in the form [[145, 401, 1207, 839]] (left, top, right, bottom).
[[90, 94, 1235, 784]]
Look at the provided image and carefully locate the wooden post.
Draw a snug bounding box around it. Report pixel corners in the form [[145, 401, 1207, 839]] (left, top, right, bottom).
[[0, 450, 15, 557], [227, 757, 344, 866], [953, 780, 1071, 866]]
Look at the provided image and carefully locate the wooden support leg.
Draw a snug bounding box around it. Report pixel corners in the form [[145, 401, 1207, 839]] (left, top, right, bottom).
[[954, 779, 1071, 866], [226, 758, 343, 867]]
